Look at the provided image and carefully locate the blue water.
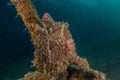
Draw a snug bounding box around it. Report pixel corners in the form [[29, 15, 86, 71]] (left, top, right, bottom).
[[0, 0, 120, 80]]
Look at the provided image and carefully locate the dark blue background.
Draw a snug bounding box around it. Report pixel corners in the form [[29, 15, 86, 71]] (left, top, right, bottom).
[[0, 0, 120, 80]]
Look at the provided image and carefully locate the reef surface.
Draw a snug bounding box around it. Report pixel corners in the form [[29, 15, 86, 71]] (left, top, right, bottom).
[[10, 0, 106, 80]]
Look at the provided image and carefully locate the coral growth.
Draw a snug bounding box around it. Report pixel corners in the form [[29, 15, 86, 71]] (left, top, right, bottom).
[[11, 0, 106, 80]]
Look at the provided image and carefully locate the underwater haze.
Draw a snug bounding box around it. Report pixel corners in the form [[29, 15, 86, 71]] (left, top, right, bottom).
[[0, 0, 120, 80], [46, 0, 98, 7]]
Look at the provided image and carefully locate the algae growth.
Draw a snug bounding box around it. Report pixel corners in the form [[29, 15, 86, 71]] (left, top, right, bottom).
[[10, 0, 106, 80]]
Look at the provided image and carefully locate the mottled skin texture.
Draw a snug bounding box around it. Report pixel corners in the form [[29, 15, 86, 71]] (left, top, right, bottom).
[[10, 0, 106, 80], [32, 13, 90, 76]]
